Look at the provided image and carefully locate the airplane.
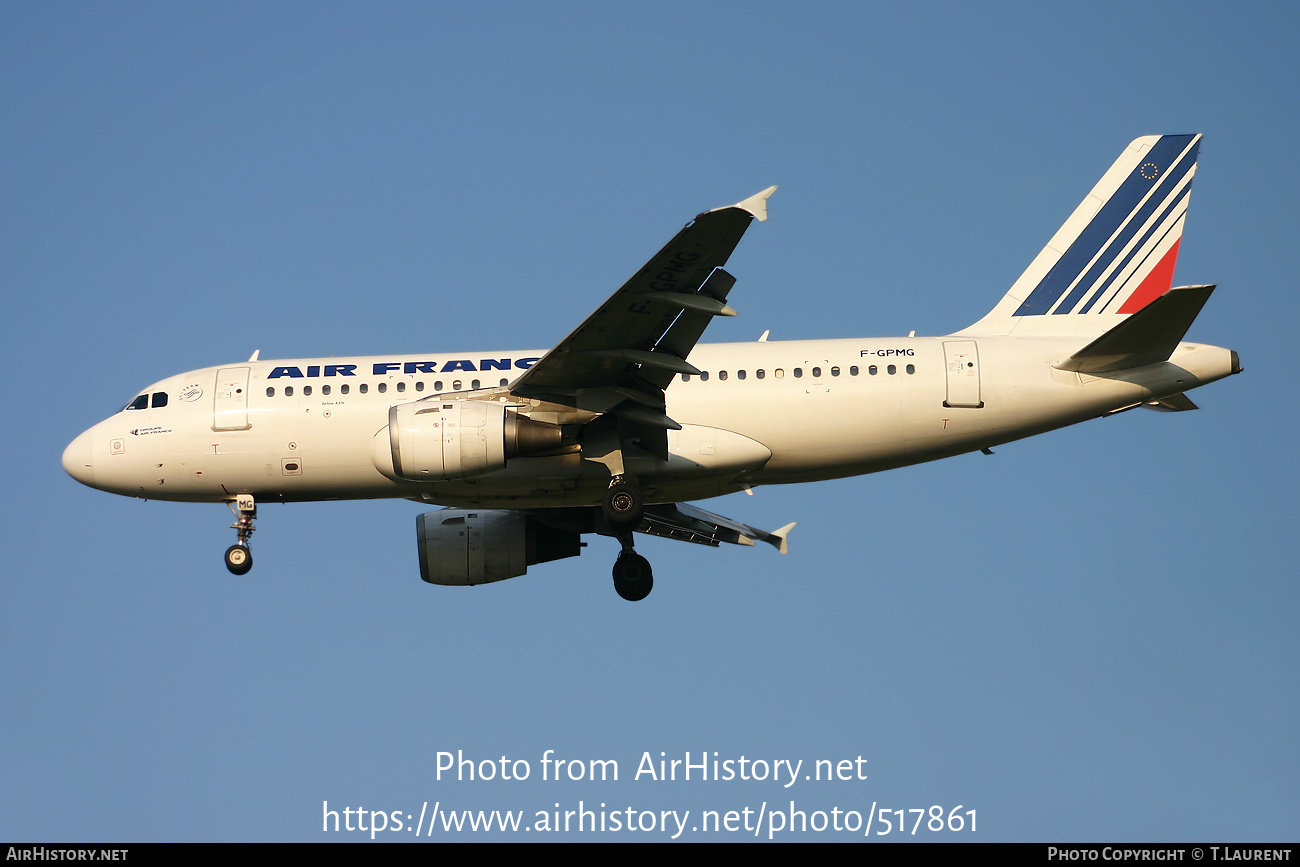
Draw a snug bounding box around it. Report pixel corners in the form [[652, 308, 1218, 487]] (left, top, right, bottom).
[[62, 134, 1241, 601]]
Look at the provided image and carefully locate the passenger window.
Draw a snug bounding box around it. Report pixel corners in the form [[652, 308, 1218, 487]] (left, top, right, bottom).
[[360, 383, 368, 394], [850, 366, 859, 376], [794, 368, 803, 378], [756, 369, 765, 380], [304, 385, 313, 396], [285, 386, 294, 397], [812, 367, 821, 378], [436, 381, 444, 391], [151, 392, 168, 408], [906, 364, 915, 374], [415, 381, 425, 393], [719, 371, 728, 381], [340, 384, 350, 394], [700, 371, 710, 381], [682, 374, 690, 382], [775, 369, 784, 379], [125, 394, 149, 410], [472, 379, 481, 390], [378, 383, 387, 394], [322, 384, 331, 395], [831, 367, 840, 377], [888, 364, 897, 375], [499, 378, 508, 387], [266, 387, 275, 397], [452, 380, 462, 390], [737, 370, 746, 380], [396, 382, 406, 393], [869, 365, 878, 375]]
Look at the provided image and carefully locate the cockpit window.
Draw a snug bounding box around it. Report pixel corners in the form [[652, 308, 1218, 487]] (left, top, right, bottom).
[[151, 392, 168, 408], [125, 394, 149, 411]]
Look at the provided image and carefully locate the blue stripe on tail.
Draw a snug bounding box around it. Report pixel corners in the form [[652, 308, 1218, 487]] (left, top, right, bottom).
[[1013, 135, 1198, 316]]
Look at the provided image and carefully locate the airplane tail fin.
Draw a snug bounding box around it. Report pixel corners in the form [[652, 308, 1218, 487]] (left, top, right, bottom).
[[958, 134, 1203, 339]]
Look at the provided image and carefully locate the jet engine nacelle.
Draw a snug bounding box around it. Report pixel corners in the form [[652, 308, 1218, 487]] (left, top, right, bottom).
[[379, 399, 561, 481], [416, 509, 582, 585]]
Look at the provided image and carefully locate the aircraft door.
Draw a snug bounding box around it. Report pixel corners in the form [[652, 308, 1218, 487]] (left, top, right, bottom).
[[943, 341, 983, 408], [213, 367, 252, 431]]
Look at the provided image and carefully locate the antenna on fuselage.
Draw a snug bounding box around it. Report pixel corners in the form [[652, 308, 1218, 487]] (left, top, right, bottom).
[[248, 349, 260, 362]]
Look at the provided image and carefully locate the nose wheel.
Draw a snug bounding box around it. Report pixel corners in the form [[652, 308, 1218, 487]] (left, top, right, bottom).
[[224, 544, 253, 575], [224, 494, 257, 575]]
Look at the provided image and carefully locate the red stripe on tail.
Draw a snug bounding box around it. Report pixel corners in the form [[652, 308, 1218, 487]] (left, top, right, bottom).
[[1118, 239, 1181, 314]]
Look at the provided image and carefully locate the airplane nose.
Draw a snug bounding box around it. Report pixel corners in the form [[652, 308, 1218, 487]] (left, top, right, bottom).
[[63, 429, 95, 486]]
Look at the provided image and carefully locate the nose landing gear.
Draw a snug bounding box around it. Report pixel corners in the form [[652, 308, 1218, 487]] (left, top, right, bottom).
[[224, 543, 252, 575], [224, 494, 256, 575]]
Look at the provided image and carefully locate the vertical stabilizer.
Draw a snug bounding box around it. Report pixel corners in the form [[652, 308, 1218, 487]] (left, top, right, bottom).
[[958, 135, 1202, 338]]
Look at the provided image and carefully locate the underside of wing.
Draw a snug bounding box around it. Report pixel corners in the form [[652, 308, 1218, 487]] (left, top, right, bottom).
[[639, 502, 795, 554], [509, 187, 777, 437]]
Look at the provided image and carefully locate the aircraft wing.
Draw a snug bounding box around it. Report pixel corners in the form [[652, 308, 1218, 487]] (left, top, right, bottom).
[[638, 502, 795, 554], [510, 187, 776, 418]]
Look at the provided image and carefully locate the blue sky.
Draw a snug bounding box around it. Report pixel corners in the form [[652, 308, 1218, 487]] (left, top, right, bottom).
[[4, 1, 1296, 842]]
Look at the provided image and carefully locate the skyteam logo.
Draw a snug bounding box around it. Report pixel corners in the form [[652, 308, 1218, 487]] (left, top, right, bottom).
[[1014, 134, 1200, 318]]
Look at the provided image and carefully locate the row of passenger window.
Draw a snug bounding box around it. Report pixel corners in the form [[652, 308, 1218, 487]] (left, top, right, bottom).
[[137, 365, 919, 407], [265, 378, 511, 398], [682, 364, 916, 382]]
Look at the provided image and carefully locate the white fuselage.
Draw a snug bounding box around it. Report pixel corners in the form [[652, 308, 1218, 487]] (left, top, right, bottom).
[[63, 335, 1238, 510]]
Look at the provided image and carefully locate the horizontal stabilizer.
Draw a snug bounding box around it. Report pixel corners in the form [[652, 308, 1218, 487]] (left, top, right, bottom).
[[1055, 284, 1215, 373]]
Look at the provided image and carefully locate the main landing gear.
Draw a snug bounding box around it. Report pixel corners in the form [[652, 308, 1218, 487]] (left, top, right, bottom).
[[612, 538, 653, 602], [601, 476, 652, 601], [602, 476, 643, 528], [224, 494, 256, 575]]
